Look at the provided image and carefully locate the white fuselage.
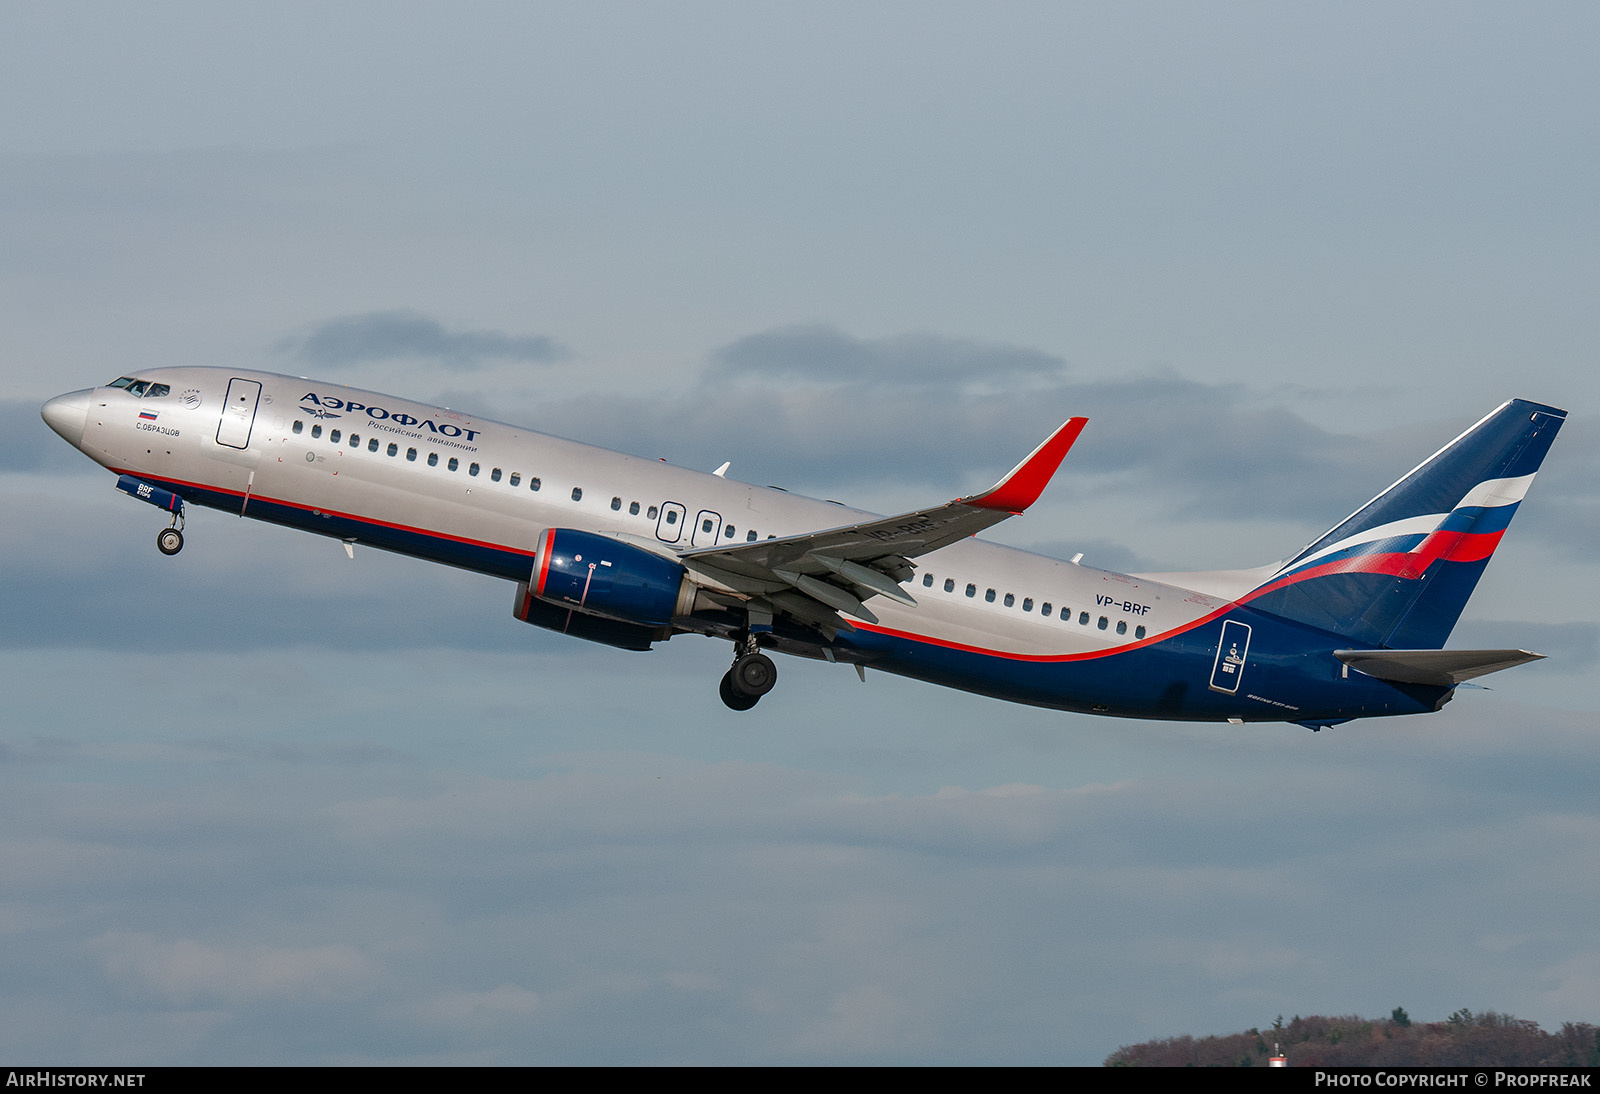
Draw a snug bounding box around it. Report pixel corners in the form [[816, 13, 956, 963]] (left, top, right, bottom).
[[67, 366, 1220, 659]]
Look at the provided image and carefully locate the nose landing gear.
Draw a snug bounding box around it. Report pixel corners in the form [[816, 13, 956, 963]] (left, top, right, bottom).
[[155, 507, 186, 556], [114, 475, 187, 556]]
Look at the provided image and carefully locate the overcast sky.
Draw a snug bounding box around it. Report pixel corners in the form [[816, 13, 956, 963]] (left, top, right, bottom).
[[3, 1, 1597, 1064]]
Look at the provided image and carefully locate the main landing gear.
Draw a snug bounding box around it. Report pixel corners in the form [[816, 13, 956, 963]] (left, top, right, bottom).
[[720, 633, 777, 711]]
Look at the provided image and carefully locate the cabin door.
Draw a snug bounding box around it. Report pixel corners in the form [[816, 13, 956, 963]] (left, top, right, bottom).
[[216, 378, 263, 449]]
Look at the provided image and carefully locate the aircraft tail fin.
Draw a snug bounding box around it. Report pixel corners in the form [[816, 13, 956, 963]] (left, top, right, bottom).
[[1243, 399, 1565, 648]]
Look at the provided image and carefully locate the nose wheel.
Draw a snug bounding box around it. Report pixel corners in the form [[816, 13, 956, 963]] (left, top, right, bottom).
[[720, 651, 777, 711], [156, 511, 185, 556]]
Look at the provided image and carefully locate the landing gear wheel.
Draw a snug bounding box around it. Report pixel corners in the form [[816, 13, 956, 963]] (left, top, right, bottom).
[[719, 671, 760, 711], [156, 527, 184, 555], [731, 652, 777, 698]]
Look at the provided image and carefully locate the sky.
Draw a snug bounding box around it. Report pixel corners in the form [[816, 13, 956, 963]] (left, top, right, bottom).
[[2, 1, 1597, 1065]]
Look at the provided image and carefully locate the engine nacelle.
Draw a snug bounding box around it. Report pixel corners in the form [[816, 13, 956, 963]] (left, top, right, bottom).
[[513, 583, 667, 651], [529, 527, 692, 626]]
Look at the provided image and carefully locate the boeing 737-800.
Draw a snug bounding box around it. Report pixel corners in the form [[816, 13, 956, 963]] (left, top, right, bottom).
[[41, 369, 1564, 728]]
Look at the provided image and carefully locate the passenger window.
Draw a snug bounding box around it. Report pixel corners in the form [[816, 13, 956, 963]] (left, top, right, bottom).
[[407, 448, 417, 461], [369, 438, 380, 452], [1097, 616, 1108, 630], [428, 452, 438, 467], [1079, 612, 1089, 625], [1022, 598, 1033, 612], [330, 429, 341, 443], [944, 578, 955, 593], [923, 573, 934, 587], [293, 420, 303, 434], [491, 468, 502, 482], [510, 473, 520, 486], [530, 477, 541, 491], [571, 487, 582, 502], [746, 530, 756, 541], [311, 424, 322, 438], [1116, 620, 1127, 635], [448, 457, 458, 471], [629, 501, 639, 515], [1135, 625, 1147, 640], [387, 443, 397, 456], [985, 589, 996, 603], [966, 584, 976, 598], [1003, 593, 1014, 607], [702, 518, 713, 533], [349, 433, 360, 447], [469, 463, 480, 476], [725, 525, 735, 538], [666, 510, 677, 524], [647, 505, 658, 519], [1042, 602, 1052, 617], [611, 496, 622, 511]]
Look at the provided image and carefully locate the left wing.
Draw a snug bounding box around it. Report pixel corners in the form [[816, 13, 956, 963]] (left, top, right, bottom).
[[679, 417, 1087, 628]]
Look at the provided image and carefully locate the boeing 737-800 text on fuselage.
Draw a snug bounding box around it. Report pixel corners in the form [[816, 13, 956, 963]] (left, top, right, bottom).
[[41, 369, 1563, 727]]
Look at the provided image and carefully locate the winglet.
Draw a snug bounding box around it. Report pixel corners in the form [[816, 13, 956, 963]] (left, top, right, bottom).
[[966, 417, 1088, 513]]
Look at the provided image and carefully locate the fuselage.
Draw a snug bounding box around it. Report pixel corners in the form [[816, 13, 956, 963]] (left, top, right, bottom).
[[43, 366, 1450, 724]]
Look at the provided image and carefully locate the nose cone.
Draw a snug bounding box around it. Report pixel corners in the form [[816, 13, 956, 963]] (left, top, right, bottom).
[[41, 388, 92, 446]]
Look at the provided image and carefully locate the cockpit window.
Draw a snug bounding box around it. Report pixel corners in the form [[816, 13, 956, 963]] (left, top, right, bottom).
[[105, 377, 169, 398]]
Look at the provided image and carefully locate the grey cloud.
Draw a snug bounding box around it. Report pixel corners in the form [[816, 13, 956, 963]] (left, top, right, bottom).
[[4, 495, 525, 654], [1450, 621, 1599, 671], [710, 323, 1066, 384], [2, 697, 1598, 1062], [0, 401, 94, 472], [532, 342, 1410, 525], [277, 310, 571, 370]]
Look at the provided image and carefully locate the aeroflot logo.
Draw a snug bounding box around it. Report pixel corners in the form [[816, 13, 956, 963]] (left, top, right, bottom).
[[299, 393, 483, 441]]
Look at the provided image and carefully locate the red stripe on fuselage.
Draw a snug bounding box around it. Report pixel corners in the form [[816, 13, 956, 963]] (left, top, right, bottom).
[[111, 468, 539, 559]]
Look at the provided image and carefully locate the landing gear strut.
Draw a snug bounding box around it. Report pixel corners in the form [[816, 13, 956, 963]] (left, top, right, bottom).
[[720, 632, 777, 711], [156, 510, 186, 556]]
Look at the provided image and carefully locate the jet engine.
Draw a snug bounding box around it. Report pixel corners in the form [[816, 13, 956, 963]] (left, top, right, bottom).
[[513, 583, 669, 651], [516, 527, 696, 642]]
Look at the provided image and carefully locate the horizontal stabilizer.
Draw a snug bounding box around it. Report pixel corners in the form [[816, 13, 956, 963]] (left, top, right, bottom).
[[1334, 648, 1545, 687]]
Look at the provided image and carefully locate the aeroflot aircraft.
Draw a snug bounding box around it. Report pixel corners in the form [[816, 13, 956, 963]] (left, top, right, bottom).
[[42, 368, 1564, 728]]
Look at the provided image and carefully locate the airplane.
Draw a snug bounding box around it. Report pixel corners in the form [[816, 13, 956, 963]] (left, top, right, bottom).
[[40, 368, 1564, 729]]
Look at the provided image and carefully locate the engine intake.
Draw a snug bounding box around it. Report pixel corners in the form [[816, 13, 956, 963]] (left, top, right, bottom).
[[529, 528, 691, 626]]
